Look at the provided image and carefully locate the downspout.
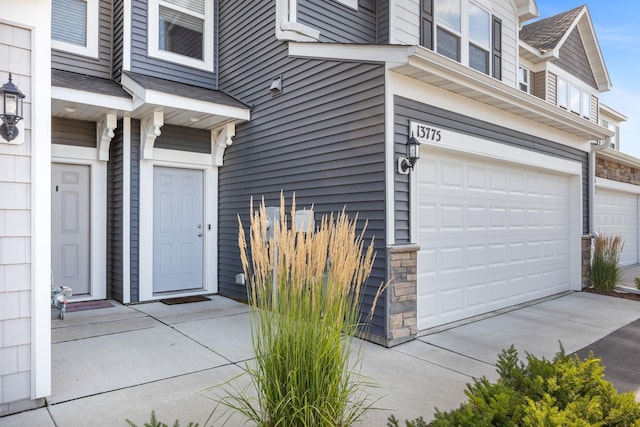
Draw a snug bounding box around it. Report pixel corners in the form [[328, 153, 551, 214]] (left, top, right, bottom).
[[588, 138, 611, 239]]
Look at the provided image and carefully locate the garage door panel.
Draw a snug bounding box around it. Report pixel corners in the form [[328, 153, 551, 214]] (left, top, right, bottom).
[[418, 150, 572, 330], [595, 188, 638, 266]]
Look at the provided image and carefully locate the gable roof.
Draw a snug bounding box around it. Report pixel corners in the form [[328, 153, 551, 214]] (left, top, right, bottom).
[[519, 5, 611, 91]]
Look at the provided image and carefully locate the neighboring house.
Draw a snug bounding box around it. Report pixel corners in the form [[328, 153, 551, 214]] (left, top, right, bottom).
[[0, 0, 627, 416]]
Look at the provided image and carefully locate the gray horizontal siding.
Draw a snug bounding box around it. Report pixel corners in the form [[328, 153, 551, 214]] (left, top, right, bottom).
[[52, 118, 96, 147], [130, 119, 140, 302], [394, 96, 590, 240], [130, 0, 217, 89], [52, 0, 113, 79], [218, 0, 387, 336], [155, 125, 211, 153], [112, 0, 124, 80], [297, 0, 377, 43], [108, 120, 124, 302]]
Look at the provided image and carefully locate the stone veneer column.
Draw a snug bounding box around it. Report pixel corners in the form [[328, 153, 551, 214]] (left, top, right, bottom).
[[387, 244, 420, 346], [582, 235, 592, 288]]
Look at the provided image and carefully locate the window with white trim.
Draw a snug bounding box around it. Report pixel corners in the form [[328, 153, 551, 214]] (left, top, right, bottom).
[[429, 0, 497, 77], [52, 0, 99, 58], [557, 77, 591, 120], [518, 66, 530, 93], [600, 119, 620, 150], [148, 0, 214, 71]]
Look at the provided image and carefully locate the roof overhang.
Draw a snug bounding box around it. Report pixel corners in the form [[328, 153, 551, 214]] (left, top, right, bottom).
[[514, 0, 540, 23], [597, 147, 640, 169], [289, 43, 612, 142], [599, 103, 628, 123], [121, 73, 250, 129]]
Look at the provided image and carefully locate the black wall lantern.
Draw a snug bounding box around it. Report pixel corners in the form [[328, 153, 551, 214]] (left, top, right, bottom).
[[0, 73, 26, 142], [398, 134, 421, 174]]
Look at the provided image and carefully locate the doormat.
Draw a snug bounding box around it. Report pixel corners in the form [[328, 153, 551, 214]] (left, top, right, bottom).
[[65, 300, 115, 313], [161, 295, 211, 305]]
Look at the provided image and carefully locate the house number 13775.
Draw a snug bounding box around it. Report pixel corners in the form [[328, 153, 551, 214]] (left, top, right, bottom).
[[415, 124, 441, 142]]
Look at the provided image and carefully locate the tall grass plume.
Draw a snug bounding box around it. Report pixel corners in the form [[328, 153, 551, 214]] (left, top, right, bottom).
[[591, 234, 624, 291], [213, 193, 383, 426]]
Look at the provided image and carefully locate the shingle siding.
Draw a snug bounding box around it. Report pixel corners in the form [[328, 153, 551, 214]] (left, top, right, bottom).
[[130, 0, 218, 89], [218, 0, 388, 336], [52, 0, 113, 79], [556, 27, 598, 90], [394, 96, 590, 235]]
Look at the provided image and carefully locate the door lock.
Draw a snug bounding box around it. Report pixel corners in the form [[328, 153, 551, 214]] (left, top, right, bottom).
[[197, 232, 203, 237]]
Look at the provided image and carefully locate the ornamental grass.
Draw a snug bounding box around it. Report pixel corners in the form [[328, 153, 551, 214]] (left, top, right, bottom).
[[211, 194, 382, 426], [591, 234, 624, 291]]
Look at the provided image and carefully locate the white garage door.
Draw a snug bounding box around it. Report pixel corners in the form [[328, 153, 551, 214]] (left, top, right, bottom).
[[417, 150, 572, 330], [595, 188, 638, 266]]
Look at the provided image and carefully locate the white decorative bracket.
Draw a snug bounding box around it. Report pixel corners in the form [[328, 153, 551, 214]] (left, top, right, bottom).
[[97, 113, 117, 161], [212, 123, 236, 166], [141, 111, 163, 160]]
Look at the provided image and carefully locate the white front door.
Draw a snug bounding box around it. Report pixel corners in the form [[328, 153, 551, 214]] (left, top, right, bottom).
[[51, 163, 91, 295], [595, 188, 639, 266], [153, 167, 204, 293]]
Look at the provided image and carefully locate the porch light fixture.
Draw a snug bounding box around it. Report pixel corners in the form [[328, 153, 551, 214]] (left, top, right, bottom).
[[398, 134, 421, 174], [0, 73, 26, 142]]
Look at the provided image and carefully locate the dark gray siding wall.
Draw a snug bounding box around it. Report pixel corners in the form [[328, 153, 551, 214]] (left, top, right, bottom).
[[377, 0, 389, 44], [112, 0, 125, 80], [532, 70, 546, 101], [155, 125, 212, 153], [130, 120, 141, 302], [108, 120, 124, 302], [52, 118, 96, 147], [52, 0, 113, 79], [297, 0, 377, 43], [218, 0, 388, 336], [130, 0, 218, 88], [556, 28, 597, 89], [394, 96, 590, 238]]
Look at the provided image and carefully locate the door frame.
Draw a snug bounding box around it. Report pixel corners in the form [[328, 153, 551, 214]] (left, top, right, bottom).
[[139, 148, 218, 301], [51, 145, 107, 301]]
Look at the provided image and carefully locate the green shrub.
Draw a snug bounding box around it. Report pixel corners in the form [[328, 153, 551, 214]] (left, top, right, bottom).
[[592, 234, 624, 291], [211, 194, 383, 426], [429, 345, 640, 427], [634, 277, 640, 290]]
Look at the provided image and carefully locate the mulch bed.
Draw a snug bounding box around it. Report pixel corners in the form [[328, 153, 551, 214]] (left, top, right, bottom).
[[583, 287, 640, 302]]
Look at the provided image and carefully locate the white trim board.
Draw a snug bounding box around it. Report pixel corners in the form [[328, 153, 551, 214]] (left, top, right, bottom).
[[596, 177, 640, 195]]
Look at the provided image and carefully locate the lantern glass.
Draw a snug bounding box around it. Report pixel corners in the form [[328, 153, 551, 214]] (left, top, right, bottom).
[[5, 94, 17, 116], [407, 137, 420, 161]]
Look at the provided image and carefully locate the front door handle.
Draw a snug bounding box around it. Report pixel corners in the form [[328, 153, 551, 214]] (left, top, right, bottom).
[[197, 232, 203, 237]]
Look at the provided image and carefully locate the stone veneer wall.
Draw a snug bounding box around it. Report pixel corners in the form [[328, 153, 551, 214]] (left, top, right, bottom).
[[386, 244, 419, 347], [596, 158, 640, 185], [582, 236, 592, 288]]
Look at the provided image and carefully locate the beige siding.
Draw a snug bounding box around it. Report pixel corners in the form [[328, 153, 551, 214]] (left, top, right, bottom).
[[591, 95, 599, 124], [0, 22, 32, 406], [395, 0, 420, 45], [548, 72, 557, 105], [491, 0, 518, 88]]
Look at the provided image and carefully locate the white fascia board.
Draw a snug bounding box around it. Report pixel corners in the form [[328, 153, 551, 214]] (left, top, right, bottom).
[[596, 177, 640, 195], [600, 103, 627, 122], [598, 147, 640, 169], [52, 86, 133, 111], [143, 90, 250, 121], [288, 42, 413, 66]]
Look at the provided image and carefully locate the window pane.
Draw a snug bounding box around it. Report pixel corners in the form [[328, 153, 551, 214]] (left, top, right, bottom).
[[52, 0, 87, 46], [469, 44, 489, 74], [159, 6, 204, 60], [436, 0, 461, 32], [558, 79, 567, 108], [437, 27, 461, 61], [469, 2, 489, 48], [163, 0, 205, 15], [570, 85, 581, 113], [518, 67, 529, 92]]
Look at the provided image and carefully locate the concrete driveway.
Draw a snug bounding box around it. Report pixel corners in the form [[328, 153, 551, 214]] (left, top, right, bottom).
[[2, 291, 639, 426]]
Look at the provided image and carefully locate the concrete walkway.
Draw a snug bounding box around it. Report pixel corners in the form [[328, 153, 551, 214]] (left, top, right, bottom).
[[2, 291, 639, 426]]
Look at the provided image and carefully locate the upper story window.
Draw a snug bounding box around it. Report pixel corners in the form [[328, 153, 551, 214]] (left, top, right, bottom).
[[148, 0, 214, 71], [601, 119, 620, 149], [557, 77, 591, 120], [421, 0, 501, 79], [51, 0, 99, 58], [518, 66, 530, 93]]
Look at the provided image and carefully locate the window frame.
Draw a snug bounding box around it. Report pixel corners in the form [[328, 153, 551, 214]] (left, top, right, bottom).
[[51, 0, 100, 58], [518, 66, 530, 93], [148, 0, 214, 72], [434, 0, 493, 76], [557, 76, 592, 120]]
